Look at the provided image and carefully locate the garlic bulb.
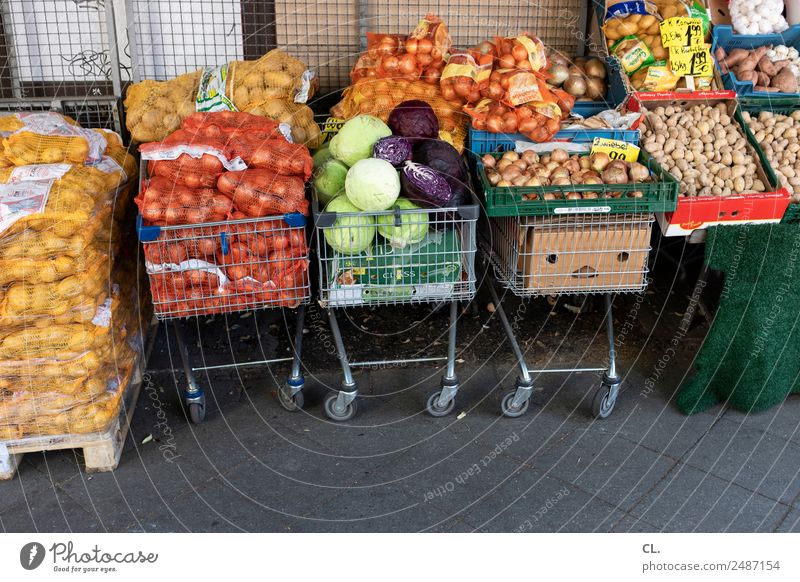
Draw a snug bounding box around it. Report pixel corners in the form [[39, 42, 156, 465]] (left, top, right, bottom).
[[767, 44, 800, 83], [730, 0, 789, 35]]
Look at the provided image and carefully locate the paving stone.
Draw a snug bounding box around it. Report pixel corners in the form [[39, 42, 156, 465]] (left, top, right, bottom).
[[611, 513, 665, 533], [775, 510, 800, 532], [289, 485, 459, 532], [56, 454, 215, 532], [629, 464, 789, 532], [459, 466, 624, 532], [529, 426, 677, 511], [0, 485, 102, 533], [724, 396, 800, 446], [683, 418, 800, 505]]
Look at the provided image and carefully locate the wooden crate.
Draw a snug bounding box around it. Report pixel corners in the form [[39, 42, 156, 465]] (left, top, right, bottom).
[[0, 362, 144, 480]]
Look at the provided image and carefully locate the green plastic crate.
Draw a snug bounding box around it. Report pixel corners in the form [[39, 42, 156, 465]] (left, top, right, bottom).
[[477, 149, 679, 217], [738, 99, 799, 224]]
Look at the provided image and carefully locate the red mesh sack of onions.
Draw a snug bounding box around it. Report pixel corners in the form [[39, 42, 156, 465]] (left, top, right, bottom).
[[350, 13, 451, 85], [439, 50, 493, 106]]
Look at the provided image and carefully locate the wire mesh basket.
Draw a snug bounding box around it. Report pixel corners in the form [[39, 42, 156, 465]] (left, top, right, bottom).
[[314, 195, 478, 308], [484, 213, 654, 297], [138, 214, 311, 320]]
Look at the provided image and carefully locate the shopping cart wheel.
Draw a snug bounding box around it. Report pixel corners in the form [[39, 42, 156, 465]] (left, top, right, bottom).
[[188, 401, 206, 424], [591, 383, 618, 420], [278, 385, 304, 412], [426, 390, 456, 417], [500, 390, 530, 418], [324, 392, 358, 422]]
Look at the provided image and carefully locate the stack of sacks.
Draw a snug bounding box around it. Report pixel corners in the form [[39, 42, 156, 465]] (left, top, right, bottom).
[[124, 49, 323, 148], [0, 112, 140, 440]]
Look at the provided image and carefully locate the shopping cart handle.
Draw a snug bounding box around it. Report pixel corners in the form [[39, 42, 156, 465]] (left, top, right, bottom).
[[221, 231, 229, 255]]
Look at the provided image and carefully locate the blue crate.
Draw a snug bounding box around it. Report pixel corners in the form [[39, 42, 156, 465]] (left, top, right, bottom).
[[571, 57, 629, 118], [713, 24, 800, 99], [467, 126, 639, 155]]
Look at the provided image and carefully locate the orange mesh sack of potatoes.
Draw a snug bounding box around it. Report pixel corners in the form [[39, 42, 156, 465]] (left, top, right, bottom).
[[330, 78, 468, 151]]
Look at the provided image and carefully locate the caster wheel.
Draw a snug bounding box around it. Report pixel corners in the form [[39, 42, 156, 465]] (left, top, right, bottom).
[[278, 386, 304, 412], [500, 390, 530, 418], [426, 390, 456, 417], [591, 384, 617, 419], [324, 393, 358, 422], [188, 402, 206, 424]]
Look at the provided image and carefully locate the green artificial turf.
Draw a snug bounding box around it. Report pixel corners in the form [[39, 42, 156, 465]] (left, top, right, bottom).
[[677, 223, 800, 414]]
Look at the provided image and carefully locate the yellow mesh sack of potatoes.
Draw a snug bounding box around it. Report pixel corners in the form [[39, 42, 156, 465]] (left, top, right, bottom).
[[230, 49, 314, 110], [244, 98, 323, 148], [124, 70, 203, 143]]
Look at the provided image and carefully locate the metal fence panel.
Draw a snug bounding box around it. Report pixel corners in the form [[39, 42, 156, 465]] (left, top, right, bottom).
[[127, 1, 588, 93]]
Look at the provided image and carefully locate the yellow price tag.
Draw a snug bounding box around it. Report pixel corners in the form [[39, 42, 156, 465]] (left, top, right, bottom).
[[321, 117, 345, 145], [660, 17, 704, 48], [590, 138, 640, 162], [668, 44, 713, 77]]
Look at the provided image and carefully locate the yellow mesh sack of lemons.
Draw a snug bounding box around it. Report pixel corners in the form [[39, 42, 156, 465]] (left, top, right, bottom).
[[124, 70, 202, 143], [244, 98, 323, 148], [331, 79, 467, 152], [230, 49, 312, 110]]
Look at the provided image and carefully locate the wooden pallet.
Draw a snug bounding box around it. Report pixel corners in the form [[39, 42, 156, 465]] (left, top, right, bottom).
[[0, 362, 144, 480]]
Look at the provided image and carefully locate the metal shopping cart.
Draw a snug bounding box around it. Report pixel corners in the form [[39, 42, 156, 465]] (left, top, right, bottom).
[[136, 170, 311, 423], [312, 193, 479, 421], [481, 213, 655, 419], [471, 129, 678, 418]]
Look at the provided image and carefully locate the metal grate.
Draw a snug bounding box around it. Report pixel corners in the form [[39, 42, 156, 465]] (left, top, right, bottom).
[[484, 213, 654, 296], [314, 195, 478, 308], [0, 0, 122, 99], [0, 95, 122, 131], [127, 1, 588, 94]]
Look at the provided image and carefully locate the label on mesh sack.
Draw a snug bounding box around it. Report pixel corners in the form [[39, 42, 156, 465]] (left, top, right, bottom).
[[196, 64, 238, 113], [15, 112, 108, 163], [139, 144, 247, 171], [145, 259, 229, 292], [278, 123, 294, 142], [294, 70, 316, 104], [92, 155, 127, 181], [91, 298, 114, 328], [0, 180, 53, 235], [9, 163, 71, 183]]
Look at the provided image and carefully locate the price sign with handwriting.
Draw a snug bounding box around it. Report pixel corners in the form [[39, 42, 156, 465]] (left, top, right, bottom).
[[660, 17, 704, 48]]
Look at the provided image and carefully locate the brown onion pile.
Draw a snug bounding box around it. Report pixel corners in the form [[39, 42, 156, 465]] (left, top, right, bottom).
[[482, 149, 652, 200]]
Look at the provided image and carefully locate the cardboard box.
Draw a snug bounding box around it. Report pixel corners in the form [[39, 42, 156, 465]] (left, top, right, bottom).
[[517, 215, 652, 294]]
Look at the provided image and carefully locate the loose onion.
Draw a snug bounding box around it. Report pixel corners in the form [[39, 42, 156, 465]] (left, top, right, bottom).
[[589, 152, 610, 172], [482, 154, 497, 168], [550, 148, 569, 163], [548, 64, 570, 86], [628, 162, 650, 182], [564, 75, 587, 97], [584, 58, 607, 79]]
